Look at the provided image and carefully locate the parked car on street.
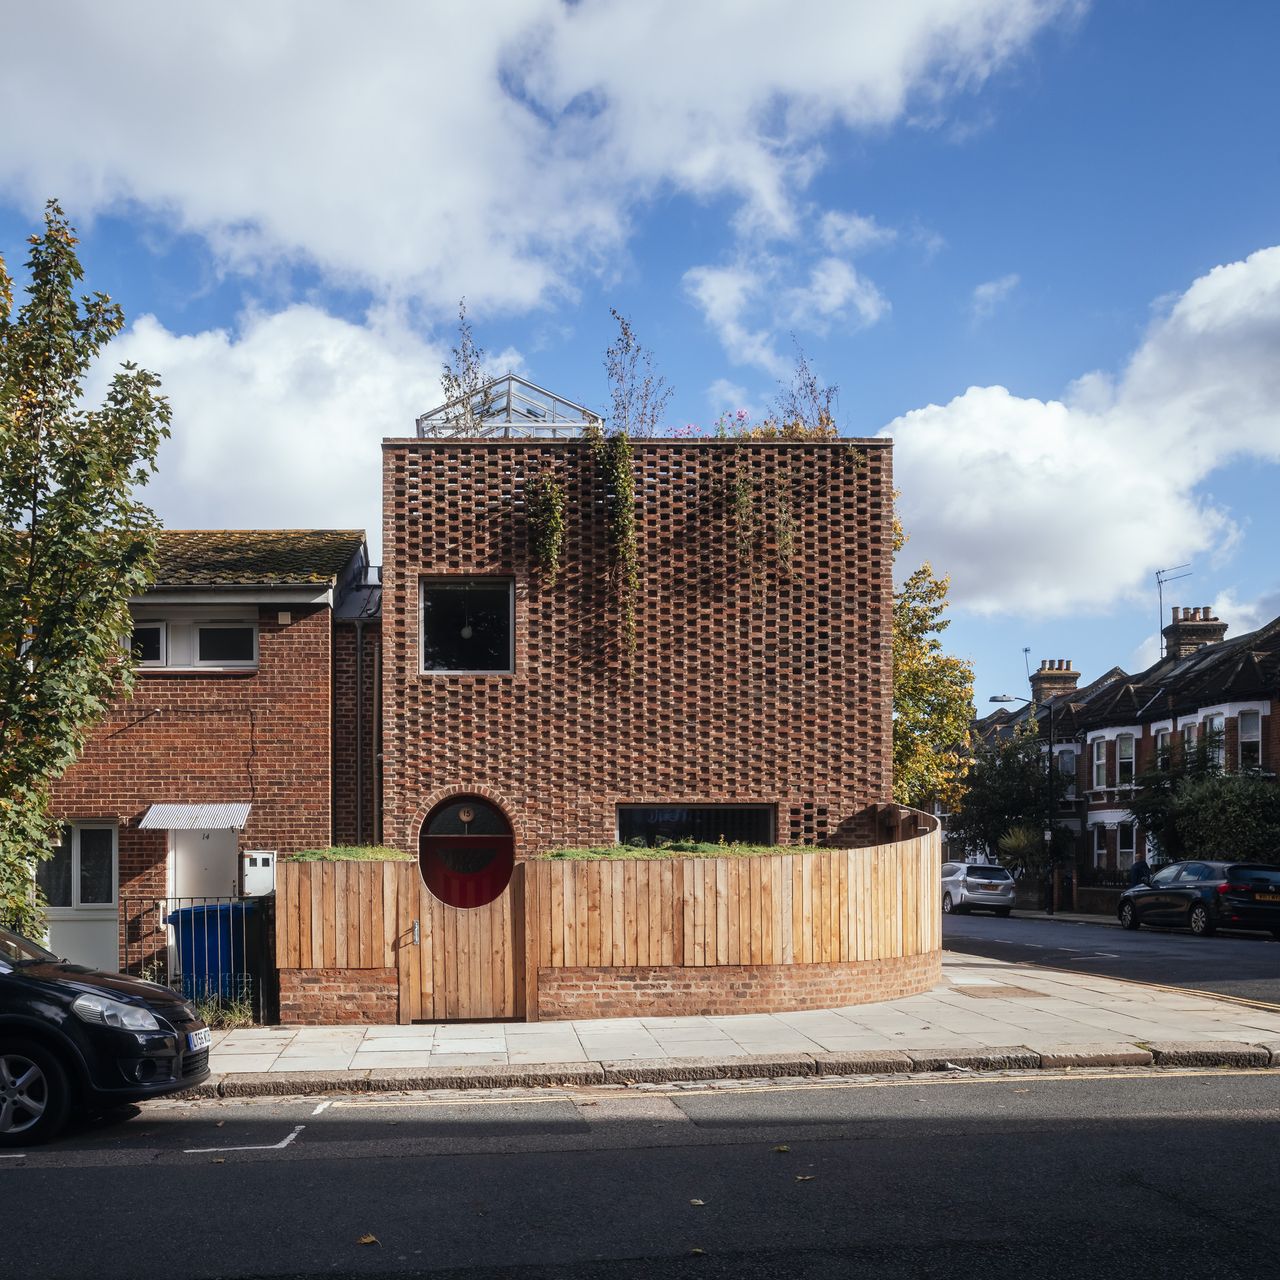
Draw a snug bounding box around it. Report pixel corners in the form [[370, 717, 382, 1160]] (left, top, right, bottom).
[[940, 861, 1015, 916], [1117, 861, 1280, 937], [0, 928, 211, 1146]]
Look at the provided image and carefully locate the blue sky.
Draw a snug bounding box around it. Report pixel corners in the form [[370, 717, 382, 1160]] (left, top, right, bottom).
[[3, 0, 1279, 709]]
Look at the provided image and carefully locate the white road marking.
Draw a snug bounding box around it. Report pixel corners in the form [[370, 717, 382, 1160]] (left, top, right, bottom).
[[185, 1124, 305, 1154], [311, 1100, 333, 1116], [0, 1154, 26, 1160]]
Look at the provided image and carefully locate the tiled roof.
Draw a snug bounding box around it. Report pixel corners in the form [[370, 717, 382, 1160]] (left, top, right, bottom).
[[150, 530, 365, 587]]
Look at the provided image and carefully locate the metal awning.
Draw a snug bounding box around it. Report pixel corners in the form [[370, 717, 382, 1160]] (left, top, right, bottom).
[[137, 802, 252, 831]]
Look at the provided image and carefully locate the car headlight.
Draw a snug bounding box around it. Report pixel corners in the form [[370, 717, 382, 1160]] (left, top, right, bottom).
[[72, 993, 161, 1032]]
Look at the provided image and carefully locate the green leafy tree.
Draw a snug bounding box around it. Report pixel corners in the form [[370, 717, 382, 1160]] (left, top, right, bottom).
[[892, 520, 974, 808], [0, 201, 170, 932], [948, 725, 1056, 869], [1128, 732, 1280, 863]]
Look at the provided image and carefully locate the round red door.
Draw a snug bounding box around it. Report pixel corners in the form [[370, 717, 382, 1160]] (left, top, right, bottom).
[[419, 796, 514, 909]]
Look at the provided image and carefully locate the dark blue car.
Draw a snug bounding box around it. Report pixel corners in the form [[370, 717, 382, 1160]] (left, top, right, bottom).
[[1117, 861, 1280, 937], [1, 928, 211, 1146]]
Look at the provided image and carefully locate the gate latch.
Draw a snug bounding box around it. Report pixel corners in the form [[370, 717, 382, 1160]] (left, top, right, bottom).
[[412, 918, 420, 946]]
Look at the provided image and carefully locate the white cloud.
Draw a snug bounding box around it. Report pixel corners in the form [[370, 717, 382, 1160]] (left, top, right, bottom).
[[970, 272, 1020, 319], [886, 245, 1280, 616], [87, 306, 451, 561], [788, 257, 889, 328], [682, 264, 787, 376], [818, 211, 897, 254], [0, 0, 1074, 312]]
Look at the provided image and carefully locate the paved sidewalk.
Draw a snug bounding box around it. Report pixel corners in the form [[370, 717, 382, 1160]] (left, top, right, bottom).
[[202, 951, 1280, 1095]]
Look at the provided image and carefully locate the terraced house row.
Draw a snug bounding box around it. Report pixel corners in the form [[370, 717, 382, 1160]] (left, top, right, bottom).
[[975, 605, 1280, 905]]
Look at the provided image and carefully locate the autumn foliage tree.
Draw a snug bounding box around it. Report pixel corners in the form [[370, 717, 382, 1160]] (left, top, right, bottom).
[[891, 518, 974, 808], [0, 202, 170, 932]]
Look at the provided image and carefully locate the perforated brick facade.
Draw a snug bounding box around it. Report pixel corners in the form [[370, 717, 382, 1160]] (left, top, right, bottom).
[[381, 438, 894, 855]]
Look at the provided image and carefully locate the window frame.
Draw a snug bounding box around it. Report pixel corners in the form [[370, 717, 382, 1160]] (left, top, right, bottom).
[[1203, 713, 1225, 768], [1116, 822, 1135, 871], [1238, 710, 1262, 770], [1091, 738, 1107, 790], [616, 803, 777, 847], [1115, 734, 1135, 787], [1092, 823, 1108, 867], [420, 577, 516, 676], [129, 621, 167, 667], [38, 823, 118, 911], [194, 622, 259, 669]]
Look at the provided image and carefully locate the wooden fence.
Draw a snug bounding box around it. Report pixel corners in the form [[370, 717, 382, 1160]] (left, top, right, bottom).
[[276, 829, 941, 1021]]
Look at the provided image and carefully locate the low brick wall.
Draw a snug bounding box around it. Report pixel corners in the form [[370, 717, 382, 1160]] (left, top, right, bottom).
[[1076, 886, 1122, 917], [534, 952, 942, 1020], [279, 967, 398, 1025]]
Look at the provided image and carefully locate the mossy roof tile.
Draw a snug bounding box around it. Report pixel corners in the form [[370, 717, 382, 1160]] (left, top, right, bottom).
[[152, 530, 364, 586]]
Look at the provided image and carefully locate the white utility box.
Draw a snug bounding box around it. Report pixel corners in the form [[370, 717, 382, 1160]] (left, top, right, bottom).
[[240, 850, 277, 896]]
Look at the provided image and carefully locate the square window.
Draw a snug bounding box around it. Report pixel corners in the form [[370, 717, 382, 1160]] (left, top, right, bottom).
[[422, 579, 514, 673], [197, 625, 257, 665], [130, 624, 164, 665]]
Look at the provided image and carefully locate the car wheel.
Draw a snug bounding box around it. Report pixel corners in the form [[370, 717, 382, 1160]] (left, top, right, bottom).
[[0, 1040, 72, 1148], [942, 893, 954, 915], [1188, 902, 1216, 937], [1119, 901, 1140, 931]]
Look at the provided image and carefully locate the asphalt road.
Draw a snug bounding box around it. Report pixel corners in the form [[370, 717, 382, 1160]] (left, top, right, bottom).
[[5, 1071, 1280, 1279], [943, 910, 1280, 1005]]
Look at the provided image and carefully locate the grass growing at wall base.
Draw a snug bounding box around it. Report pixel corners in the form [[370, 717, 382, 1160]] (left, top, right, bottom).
[[540, 841, 809, 861], [289, 845, 414, 862]]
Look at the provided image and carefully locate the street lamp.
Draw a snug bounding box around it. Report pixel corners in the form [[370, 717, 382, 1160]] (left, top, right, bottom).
[[990, 693, 1058, 915]]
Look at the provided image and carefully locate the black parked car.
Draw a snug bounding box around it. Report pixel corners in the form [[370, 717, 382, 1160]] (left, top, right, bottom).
[[1117, 861, 1280, 937], [0, 928, 211, 1146]]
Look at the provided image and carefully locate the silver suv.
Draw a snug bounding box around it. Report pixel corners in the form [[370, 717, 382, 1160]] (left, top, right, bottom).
[[941, 862, 1015, 916]]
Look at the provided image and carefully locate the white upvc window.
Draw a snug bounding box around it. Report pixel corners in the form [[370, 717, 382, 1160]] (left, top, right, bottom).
[[1117, 822, 1135, 871], [129, 622, 167, 666], [195, 623, 258, 668], [1116, 734, 1135, 787], [1239, 710, 1262, 769], [1156, 728, 1172, 765], [1181, 723, 1197, 759], [1092, 824, 1108, 867], [35, 824, 117, 910], [1091, 738, 1107, 789]]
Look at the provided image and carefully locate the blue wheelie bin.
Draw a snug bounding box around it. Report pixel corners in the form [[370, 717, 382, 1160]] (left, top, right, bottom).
[[166, 901, 260, 1002]]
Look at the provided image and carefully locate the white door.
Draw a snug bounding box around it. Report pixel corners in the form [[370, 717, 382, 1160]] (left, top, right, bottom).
[[171, 829, 240, 899], [39, 825, 120, 973]]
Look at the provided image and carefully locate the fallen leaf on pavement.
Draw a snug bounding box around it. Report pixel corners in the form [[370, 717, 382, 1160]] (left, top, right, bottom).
[[689, 1199, 705, 1207], [773, 1144, 790, 1153], [211, 1158, 224, 1165], [690, 1248, 706, 1256], [358, 1234, 380, 1247], [795, 1175, 816, 1182]]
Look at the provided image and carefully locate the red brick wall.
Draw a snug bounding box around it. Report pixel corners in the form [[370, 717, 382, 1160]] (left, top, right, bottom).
[[381, 439, 894, 855], [52, 604, 335, 894], [535, 954, 941, 1019], [333, 618, 381, 845], [279, 967, 398, 1024]]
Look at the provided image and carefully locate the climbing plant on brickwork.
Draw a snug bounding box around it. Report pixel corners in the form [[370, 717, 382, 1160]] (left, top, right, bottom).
[[525, 466, 566, 588], [0, 202, 170, 933]]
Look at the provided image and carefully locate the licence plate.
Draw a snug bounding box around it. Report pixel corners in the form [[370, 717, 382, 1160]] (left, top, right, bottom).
[[188, 1027, 212, 1051], [979, 884, 999, 891], [1258, 892, 1280, 902]]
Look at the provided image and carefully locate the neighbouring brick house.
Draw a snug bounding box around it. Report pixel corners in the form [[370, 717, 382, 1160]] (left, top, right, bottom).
[[974, 606, 1280, 904], [45, 530, 379, 973]]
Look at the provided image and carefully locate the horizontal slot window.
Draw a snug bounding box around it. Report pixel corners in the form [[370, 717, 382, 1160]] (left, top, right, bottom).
[[618, 805, 775, 847]]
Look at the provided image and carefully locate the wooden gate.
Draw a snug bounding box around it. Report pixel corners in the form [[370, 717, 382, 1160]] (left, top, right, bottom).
[[395, 861, 525, 1023]]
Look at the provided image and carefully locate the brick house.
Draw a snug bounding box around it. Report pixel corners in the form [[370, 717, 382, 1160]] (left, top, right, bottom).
[[380, 427, 894, 878], [974, 606, 1280, 901], [45, 530, 378, 972]]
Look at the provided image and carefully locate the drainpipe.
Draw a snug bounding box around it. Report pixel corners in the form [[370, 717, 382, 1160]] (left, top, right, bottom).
[[355, 618, 365, 844]]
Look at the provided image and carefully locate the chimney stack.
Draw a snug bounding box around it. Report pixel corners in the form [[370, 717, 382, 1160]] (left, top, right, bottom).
[[1029, 658, 1080, 706], [1162, 605, 1227, 660]]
